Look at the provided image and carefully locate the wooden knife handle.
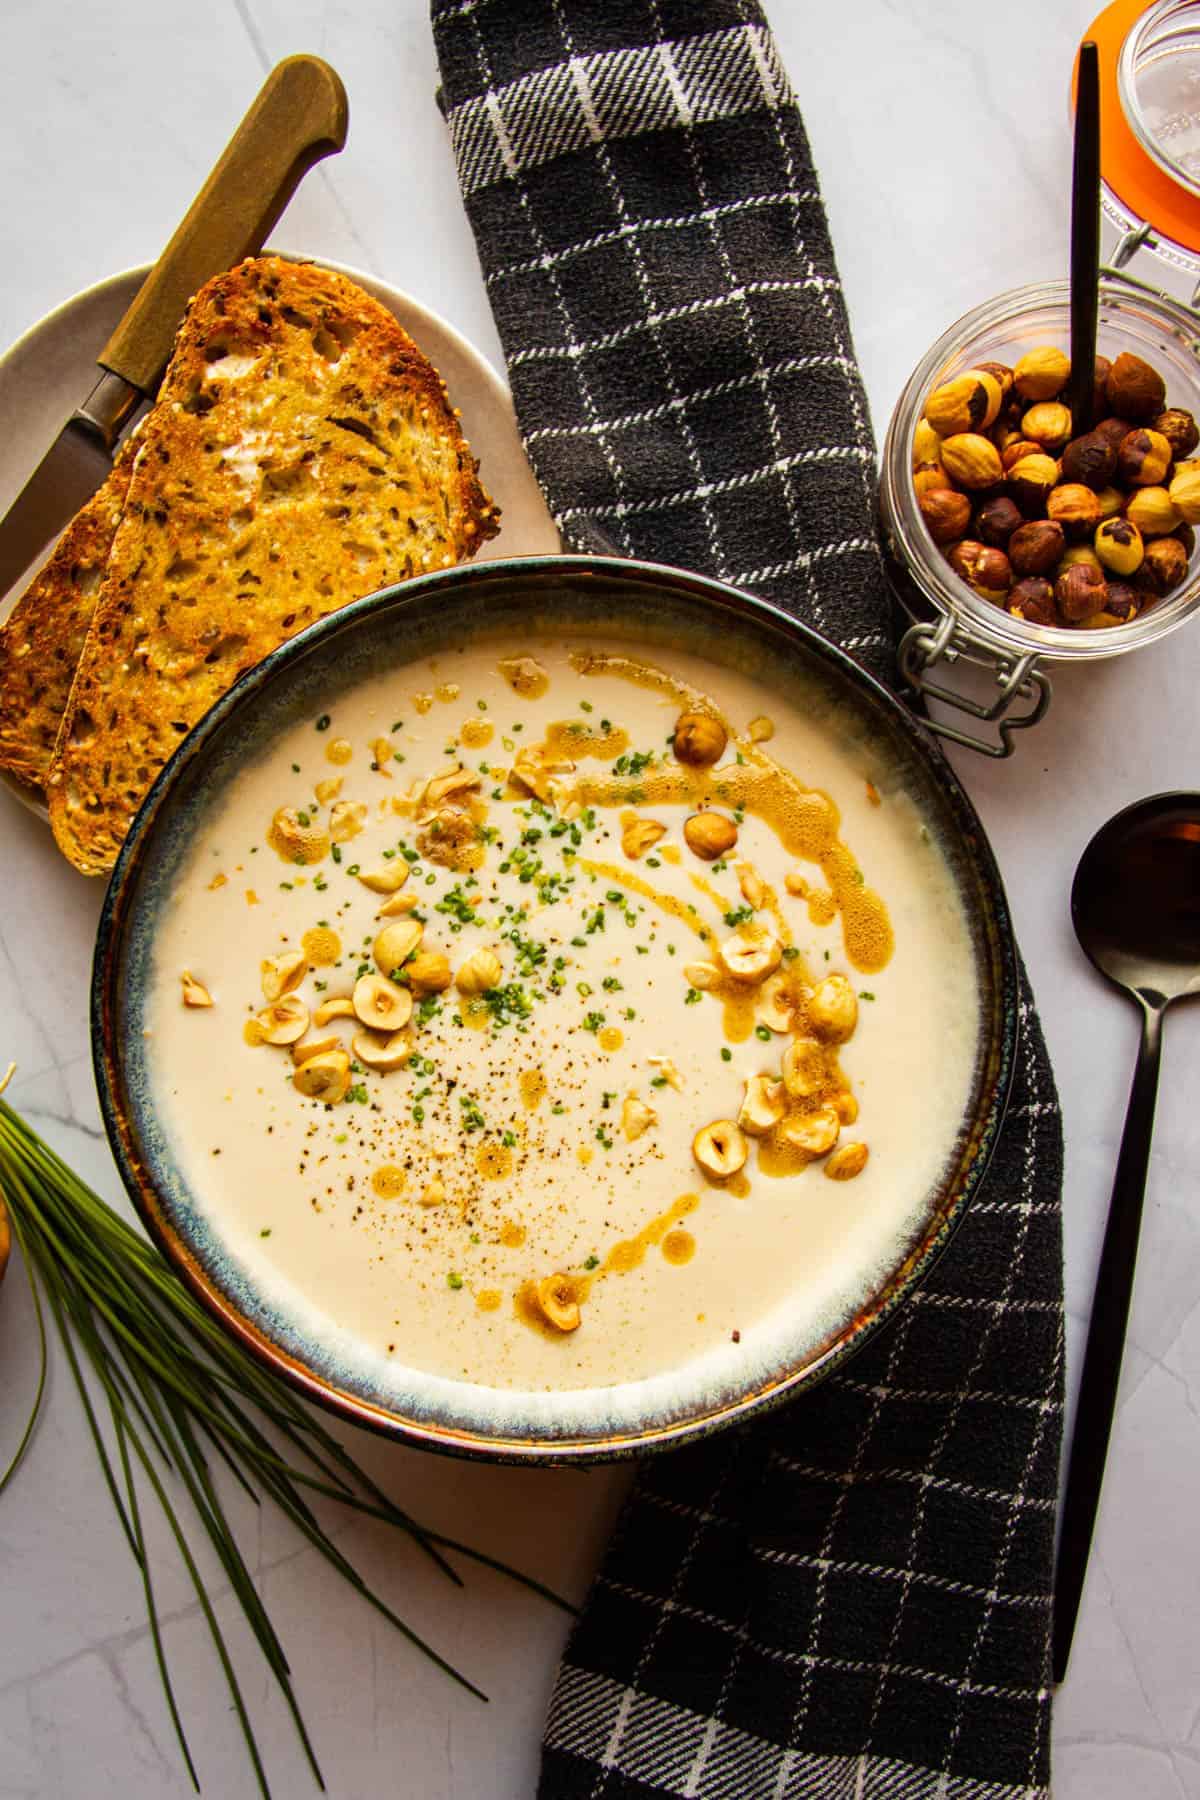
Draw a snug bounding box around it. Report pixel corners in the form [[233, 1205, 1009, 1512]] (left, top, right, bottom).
[[99, 55, 348, 395]]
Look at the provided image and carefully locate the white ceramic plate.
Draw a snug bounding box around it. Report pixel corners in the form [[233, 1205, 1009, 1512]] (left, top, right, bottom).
[[0, 254, 560, 820]]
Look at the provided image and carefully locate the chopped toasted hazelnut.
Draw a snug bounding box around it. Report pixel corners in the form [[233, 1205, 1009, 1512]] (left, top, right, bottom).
[[329, 800, 368, 843], [373, 919, 423, 976], [738, 1074, 786, 1136], [621, 817, 668, 859], [536, 1274, 581, 1333], [353, 973, 414, 1032], [683, 960, 721, 991], [781, 1106, 840, 1156], [407, 951, 453, 993], [782, 1036, 825, 1098], [825, 1142, 869, 1180], [312, 995, 356, 1026], [291, 1035, 341, 1065], [180, 971, 214, 1008], [255, 996, 310, 1045], [808, 974, 859, 1042], [693, 1119, 749, 1178], [718, 924, 782, 984], [351, 1028, 413, 1072], [621, 1094, 658, 1141], [291, 1048, 351, 1102], [456, 948, 502, 995], [683, 811, 738, 861], [357, 863, 410, 894], [736, 861, 766, 909], [260, 950, 306, 1002]]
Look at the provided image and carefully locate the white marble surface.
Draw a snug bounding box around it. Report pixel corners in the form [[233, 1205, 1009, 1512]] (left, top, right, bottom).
[[1, 2, 1198, 1795]]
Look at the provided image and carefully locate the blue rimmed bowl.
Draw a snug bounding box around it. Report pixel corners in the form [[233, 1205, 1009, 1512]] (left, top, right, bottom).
[[92, 556, 1018, 1463]]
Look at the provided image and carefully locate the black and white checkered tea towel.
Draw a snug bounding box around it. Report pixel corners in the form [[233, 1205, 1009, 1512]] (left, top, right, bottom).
[[432, 5, 1065, 1795]]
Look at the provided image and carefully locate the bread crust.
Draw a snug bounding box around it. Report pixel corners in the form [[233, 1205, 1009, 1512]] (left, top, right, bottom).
[[0, 430, 140, 793], [46, 256, 500, 874]]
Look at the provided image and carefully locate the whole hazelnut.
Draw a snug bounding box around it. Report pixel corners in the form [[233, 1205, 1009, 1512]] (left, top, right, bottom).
[[1094, 515, 1144, 577], [1137, 534, 1188, 597], [941, 433, 1004, 490], [1058, 544, 1104, 575], [913, 460, 951, 499], [925, 370, 1003, 437], [1126, 486, 1181, 537], [946, 540, 1012, 601], [1153, 408, 1200, 460], [1103, 582, 1141, 622], [1046, 483, 1102, 541], [913, 418, 943, 465], [1056, 562, 1109, 621], [1168, 461, 1200, 523], [1060, 431, 1117, 490], [1093, 356, 1112, 421], [1105, 351, 1166, 422], [919, 488, 972, 546], [994, 424, 1026, 453], [1014, 346, 1070, 402], [1094, 485, 1125, 521], [1093, 415, 1135, 449], [1007, 452, 1060, 514], [974, 494, 1023, 546], [1008, 577, 1057, 626], [1001, 438, 1043, 472], [683, 811, 738, 860], [1021, 401, 1074, 451], [673, 711, 727, 766], [976, 360, 1014, 400], [1009, 518, 1065, 576], [1117, 427, 1172, 487]]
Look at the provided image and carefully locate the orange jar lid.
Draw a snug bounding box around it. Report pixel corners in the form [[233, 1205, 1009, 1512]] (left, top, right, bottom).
[[1077, 0, 1200, 255]]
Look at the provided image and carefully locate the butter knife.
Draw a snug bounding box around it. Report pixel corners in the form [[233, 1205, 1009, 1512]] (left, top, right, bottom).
[[0, 54, 347, 599]]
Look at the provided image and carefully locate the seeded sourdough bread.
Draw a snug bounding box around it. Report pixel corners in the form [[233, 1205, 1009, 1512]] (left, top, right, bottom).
[[46, 256, 500, 874], [0, 429, 141, 794]]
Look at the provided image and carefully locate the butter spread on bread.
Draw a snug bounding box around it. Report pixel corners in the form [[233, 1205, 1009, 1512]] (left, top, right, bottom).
[[45, 256, 499, 874]]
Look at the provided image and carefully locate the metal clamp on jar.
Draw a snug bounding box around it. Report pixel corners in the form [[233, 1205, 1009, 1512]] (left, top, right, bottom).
[[880, 276, 1200, 757]]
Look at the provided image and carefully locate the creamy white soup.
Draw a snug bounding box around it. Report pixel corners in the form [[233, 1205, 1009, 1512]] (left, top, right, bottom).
[[147, 638, 980, 1398]]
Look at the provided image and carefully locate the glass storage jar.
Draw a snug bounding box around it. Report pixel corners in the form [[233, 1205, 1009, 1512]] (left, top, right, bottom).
[[879, 276, 1200, 755], [1083, 0, 1200, 310]]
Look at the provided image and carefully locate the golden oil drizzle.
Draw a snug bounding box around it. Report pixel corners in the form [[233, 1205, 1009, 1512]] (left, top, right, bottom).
[[267, 812, 329, 865], [598, 1026, 624, 1052], [602, 1193, 699, 1275], [475, 1288, 502, 1312], [460, 717, 493, 748], [499, 1219, 526, 1249], [544, 719, 630, 759], [662, 1229, 695, 1265], [325, 737, 353, 765], [371, 1164, 407, 1199], [565, 650, 893, 972], [519, 1068, 547, 1109], [301, 926, 341, 965], [574, 856, 715, 945], [475, 1142, 514, 1180]]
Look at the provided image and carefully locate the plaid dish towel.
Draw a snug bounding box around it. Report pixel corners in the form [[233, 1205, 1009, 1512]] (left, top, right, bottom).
[[432, 5, 1065, 1796]]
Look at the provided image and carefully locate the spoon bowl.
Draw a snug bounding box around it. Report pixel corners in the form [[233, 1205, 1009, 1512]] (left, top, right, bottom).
[[1072, 794, 1200, 1000], [1055, 791, 1200, 1682]]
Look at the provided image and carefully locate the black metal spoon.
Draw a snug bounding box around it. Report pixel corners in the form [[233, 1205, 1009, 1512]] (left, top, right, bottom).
[[1054, 792, 1200, 1681]]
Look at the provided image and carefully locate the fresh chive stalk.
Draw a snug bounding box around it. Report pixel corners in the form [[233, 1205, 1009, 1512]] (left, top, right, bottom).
[[0, 1088, 572, 1797]]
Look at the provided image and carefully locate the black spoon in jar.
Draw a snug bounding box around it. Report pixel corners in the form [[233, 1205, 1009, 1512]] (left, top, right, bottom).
[[1053, 792, 1200, 1681]]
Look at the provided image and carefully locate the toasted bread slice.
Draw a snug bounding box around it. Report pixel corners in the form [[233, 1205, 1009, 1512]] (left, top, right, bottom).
[[0, 429, 141, 794], [47, 256, 500, 874]]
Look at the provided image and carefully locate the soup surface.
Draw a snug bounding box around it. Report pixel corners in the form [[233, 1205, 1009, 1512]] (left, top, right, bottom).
[[148, 636, 981, 1406]]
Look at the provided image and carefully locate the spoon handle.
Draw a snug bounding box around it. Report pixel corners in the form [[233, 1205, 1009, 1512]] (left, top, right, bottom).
[[1053, 999, 1163, 1682]]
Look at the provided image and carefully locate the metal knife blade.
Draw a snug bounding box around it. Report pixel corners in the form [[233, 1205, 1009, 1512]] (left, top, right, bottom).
[[0, 54, 347, 604], [0, 375, 141, 598]]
